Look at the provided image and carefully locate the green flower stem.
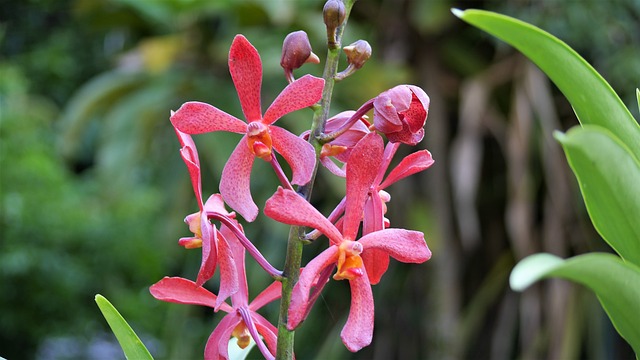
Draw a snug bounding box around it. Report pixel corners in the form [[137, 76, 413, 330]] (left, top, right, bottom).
[[275, 1, 355, 359]]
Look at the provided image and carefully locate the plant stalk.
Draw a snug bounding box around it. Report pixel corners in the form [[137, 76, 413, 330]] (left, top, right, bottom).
[[274, 1, 355, 359]]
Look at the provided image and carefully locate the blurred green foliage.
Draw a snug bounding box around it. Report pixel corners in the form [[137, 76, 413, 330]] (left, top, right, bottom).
[[1, 0, 638, 359]]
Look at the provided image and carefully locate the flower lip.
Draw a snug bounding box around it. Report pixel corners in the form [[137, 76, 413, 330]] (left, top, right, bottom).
[[246, 122, 273, 161]]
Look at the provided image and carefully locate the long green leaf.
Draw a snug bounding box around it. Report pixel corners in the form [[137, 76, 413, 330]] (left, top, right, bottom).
[[95, 294, 153, 360], [510, 253, 640, 354], [453, 9, 640, 161], [555, 125, 640, 267]]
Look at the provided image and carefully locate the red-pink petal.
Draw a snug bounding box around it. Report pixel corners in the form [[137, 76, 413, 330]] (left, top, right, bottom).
[[171, 101, 247, 135], [270, 125, 316, 185], [362, 196, 389, 285], [262, 75, 324, 125], [343, 133, 384, 240], [359, 228, 431, 264], [320, 156, 346, 177], [253, 313, 278, 359], [149, 277, 233, 313], [215, 232, 239, 310], [221, 225, 249, 309], [264, 187, 343, 245], [288, 246, 339, 329], [204, 313, 240, 360], [250, 281, 282, 312], [341, 271, 374, 352], [196, 214, 217, 286], [379, 149, 434, 189], [229, 35, 263, 122], [177, 132, 204, 208], [220, 136, 258, 222]]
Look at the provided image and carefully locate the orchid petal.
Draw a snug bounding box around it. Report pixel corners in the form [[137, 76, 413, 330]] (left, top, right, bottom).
[[171, 101, 247, 134], [229, 35, 263, 122], [373, 94, 404, 133], [220, 225, 248, 309], [262, 75, 324, 125], [359, 229, 431, 263], [341, 271, 374, 352], [215, 232, 240, 310], [196, 214, 217, 286], [320, 156, 346, 177], [362, 196, 389, 285], [176, 129, 204, 208], [204, 313, 240, 360], [249, 281, 282, 312], [265, 187, 343, 245], [220, 136, 258, 222], [239, 308, 275, 360], [379, 149, 434, 189], [149, 277, 233, 313], [204, 194, 232, 217], [372, 141, 399, 185], [288, 246, 340, 329], [253, 313, 279, 358], [406, 85, 430, 132], [343, 133, 384, 240], [270, 125, 316, 185]]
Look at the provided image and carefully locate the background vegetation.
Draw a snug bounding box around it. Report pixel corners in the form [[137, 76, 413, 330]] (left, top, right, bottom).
[[1, 0, 638, 359]]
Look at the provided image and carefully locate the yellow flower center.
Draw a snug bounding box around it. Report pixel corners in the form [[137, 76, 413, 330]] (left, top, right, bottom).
[[232, 321, 251, 349], [247, 122, 273, 161], [334, 240, 364, 281]]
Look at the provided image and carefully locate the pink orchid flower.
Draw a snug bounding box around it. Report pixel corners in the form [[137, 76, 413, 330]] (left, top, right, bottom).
[[174, 127, 238, 307], [264, 133, 431, 352], [171, 35, 325, 222], [373, 85, 430, 145], [361, 141, 434, 284], [150, 225, 282, 360]]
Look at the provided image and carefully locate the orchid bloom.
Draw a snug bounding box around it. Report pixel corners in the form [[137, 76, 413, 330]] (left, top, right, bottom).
[[170, 35, 325, 222], [150, 225, 282, 360], [264, 133, 431, 352], [174, 127, 238, 307], [373, 85, 430, 145], [361, 141, 434, 284], [318, 111, 370, 177]]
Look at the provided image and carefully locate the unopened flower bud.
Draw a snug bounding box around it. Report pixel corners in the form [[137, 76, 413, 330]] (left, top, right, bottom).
[[343, 40, 371, 69], [323, 0, 346, 47], [280, 30, 320, 83], [373, 85, 430, 145]]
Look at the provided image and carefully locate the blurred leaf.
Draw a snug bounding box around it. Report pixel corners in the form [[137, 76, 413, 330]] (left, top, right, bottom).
[[510, 253, 640, 354], [637, 88, 639, 113], [57, 70, 146, 159], [554, 125, 640, 267], [454, 9, 640, 161], [95, 294, 154, 360]]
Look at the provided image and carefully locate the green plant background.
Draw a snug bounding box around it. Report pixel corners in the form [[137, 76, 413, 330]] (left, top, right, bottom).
[[1, 0, 639, 359]]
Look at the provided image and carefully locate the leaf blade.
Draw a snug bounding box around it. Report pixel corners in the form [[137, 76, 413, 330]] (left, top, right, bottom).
[[95, 294, 154, 360], [555, 126, 640, 267], [454, 9, 640, 161], [510, 253, 640, 354]]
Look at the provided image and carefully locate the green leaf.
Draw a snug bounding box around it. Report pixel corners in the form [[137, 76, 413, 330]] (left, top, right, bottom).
[[637, 88, 639, 114], [95, 294, 153, 360], [453, 9, 640, 161], [510, 253, 640, 354], [555, 125, 640, 267]]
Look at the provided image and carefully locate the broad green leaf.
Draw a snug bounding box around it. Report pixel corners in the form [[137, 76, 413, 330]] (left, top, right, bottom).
[[95, 294, 153, 360], [453, 9, 640, 161], [555, 125, 640, 267], [510, 253, 640, 354]]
